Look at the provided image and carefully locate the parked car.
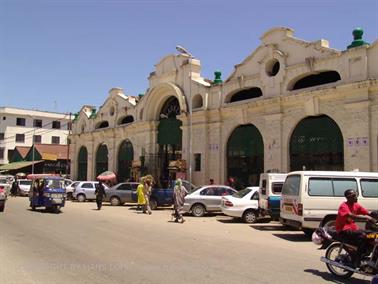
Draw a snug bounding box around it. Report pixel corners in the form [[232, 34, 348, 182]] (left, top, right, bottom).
[[221, 187, 260, 223], [65, 181, 79, 199], [72, 181, 109, 202], [0, 177, 11, 195], [104, 182, 140, 206], [18, 179, 32, 196], [183, 185, 237, 217], [0, 181, 8, 212], [149, 180, 196, 210]]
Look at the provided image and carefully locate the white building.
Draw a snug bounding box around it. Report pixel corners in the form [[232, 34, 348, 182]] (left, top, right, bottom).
[[70, 27, 378, 187], [0, 107, 72, 165]]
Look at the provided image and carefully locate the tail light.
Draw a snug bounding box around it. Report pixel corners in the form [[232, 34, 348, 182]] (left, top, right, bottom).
[[298, 203, 303, 216], [224, 200, 233, 207], [0, 187, 5, 193], [0, 185, 4, 190]]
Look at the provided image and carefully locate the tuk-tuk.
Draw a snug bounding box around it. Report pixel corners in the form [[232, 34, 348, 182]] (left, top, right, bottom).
[[28, 175, 66, 213]]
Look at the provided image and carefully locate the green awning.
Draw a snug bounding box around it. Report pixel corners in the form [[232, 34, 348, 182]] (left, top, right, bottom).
[[0, 160, 43, 171]]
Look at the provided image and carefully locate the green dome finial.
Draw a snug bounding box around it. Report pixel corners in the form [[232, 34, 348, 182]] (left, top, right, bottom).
[[89, 108, 97, 119], [73, 112, 79, 122], [347, 27, 369, 49], [213, 70, 223, 85]]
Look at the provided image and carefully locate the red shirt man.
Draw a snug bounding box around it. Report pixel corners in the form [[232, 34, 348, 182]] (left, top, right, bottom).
[[335, 189, 371, 233]]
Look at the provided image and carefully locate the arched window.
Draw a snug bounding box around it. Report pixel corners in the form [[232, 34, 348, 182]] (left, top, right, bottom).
[[289, 115, 344, 171], [118, 140, 134, 182], [95, 121, 109, 129], [119, 115, 134, 125], [229, 88, 263, 103], [96, 144, 108, 176], [290, 71, 341, 91], [227, 124, 264, 188], [192, 94, 203, 109], [77, 146, 88, 181]]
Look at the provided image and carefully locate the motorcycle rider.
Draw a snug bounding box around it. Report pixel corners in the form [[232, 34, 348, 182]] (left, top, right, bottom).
[[335, 189, 376, 267]]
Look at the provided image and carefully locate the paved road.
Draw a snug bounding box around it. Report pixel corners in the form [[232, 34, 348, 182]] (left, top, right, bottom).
[[0, 198, 372, 284]]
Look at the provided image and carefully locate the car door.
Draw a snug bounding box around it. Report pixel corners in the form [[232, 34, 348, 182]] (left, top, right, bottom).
[[116, 183, 132, 203], [130, 183, 138, 202], [200, 187, 220, 211], [81, 182, 95, 199]]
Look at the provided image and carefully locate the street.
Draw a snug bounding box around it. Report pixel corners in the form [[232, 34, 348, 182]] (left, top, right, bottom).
[[0, 198, 372, 284]]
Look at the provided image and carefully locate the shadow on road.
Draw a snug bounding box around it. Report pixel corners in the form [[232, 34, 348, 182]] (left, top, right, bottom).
[[272, 233, 310, 242], [304, 269, 371, 284], [26, 209, 60, 214], [249, 223, 295, 231]]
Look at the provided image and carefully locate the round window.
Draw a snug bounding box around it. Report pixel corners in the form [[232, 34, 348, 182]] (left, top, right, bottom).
[[265, 59, 280, 77]]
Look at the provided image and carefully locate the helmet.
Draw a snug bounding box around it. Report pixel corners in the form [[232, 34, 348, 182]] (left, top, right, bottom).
[[312, 231, 323, 245]]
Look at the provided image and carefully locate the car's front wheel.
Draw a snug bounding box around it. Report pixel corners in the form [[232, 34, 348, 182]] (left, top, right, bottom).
[[110, 196, 121, 206], [191, 203, 206, 217], [76, 194, 86, 202]]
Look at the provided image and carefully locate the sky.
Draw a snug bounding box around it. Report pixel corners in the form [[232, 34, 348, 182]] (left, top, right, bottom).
[[1, 0, 377, 114]]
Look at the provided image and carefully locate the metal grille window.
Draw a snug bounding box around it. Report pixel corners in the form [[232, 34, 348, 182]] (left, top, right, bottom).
[[194, 153, 201, 171], [51, 136, 60, 144], [15, 134, 25, 143], [0, 133, 4, 140], [0, 147, 4, 159], [52, 121, 61, 129], [16, 117, 26, 126], [33, 119, 42, 127]]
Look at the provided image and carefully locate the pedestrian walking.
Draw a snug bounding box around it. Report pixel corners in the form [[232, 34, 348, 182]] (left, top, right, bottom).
[[209, 178, 214, 185], [136, 178, 146, 211], [95, 180, 106, 210], [172, 179, 188, 223], [10, 177, 18, 197], [143, 176, 153, 215]]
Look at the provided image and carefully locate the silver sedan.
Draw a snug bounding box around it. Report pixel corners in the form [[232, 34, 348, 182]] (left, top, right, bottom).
[[183, 185, 237, 217]]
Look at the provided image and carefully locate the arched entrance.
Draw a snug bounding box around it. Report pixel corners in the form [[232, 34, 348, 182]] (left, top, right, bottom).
[[96, 143, 108, 177], [289, 115, 344, 171], [157, 96, 182, 186], [118, 140, 133, 182], [77, 146, 88, 181], [227, 124, 264, 189]]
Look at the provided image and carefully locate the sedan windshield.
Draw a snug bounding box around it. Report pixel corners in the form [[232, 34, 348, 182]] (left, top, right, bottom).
[[232, 188, 251, 198]]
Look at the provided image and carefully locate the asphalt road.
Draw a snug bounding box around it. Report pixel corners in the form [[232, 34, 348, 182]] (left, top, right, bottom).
[[0, 198, 372, 284]]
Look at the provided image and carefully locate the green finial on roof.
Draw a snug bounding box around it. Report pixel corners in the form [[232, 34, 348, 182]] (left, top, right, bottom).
[[213, 70, 223, 85], [73, 112, 79, 121], [89, 108, 97, 119], [138, 93, 144, 99], [347, 28, 369, 49]]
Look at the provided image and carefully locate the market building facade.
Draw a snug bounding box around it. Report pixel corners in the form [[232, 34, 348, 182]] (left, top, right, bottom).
[[69, 27, 378, 188]]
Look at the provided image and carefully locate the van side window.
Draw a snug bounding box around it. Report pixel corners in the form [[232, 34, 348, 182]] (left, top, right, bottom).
[[309, 178, 333, 196], [333, 179, 358, 196], [360, 179, 378, 198], [272, 182, 283, 194], [282, 175, 301, 196], [261, 180, 267, 195], [308, 178, 357, 196]]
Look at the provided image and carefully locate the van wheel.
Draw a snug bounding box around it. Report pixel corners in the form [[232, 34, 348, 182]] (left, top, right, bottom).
[[191, 204, 205, 217], [77, 194, 86, 202], [243, 210, 257, 223], [323, 219, 336, 231], [110, 196, 121, 206]]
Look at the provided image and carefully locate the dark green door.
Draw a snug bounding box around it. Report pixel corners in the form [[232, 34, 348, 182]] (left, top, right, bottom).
[[290, 115, 344, 171], [96, 144, 108, 177], [227, 124, 264, 189], [77, 146, 88, 181], [118, 140, 133, 182]]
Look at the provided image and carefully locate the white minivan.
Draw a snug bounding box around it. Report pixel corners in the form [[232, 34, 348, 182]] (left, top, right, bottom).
[[280, 171, 378, 235], [259, 173, 287, 220]]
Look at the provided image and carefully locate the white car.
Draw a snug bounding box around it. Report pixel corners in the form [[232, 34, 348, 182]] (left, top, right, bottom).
[[65, 180, 78, 199], [18, 179, 32, 196], [0, 177, 11, 196], [221, 187, 260, 223]]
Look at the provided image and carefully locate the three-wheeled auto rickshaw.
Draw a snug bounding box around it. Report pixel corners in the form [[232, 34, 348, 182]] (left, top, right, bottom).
[[28, 174, 66, 213]]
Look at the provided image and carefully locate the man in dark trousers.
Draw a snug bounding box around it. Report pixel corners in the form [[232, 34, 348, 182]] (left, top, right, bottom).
[[95, 180, 106, 210]]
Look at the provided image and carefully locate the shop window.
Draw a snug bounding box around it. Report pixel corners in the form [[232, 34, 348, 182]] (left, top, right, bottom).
[[52, 121, 61, 129], [16, 134, 25, 143], [52, 136, 60, 144], [16, 117, 26, 126]]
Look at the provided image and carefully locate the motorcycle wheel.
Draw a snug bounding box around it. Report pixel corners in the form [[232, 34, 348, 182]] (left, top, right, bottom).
[[325, 242, 354, 279]]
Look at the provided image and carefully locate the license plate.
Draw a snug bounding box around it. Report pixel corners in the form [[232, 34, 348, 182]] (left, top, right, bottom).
[[52, 198, 62, 203], [51, 194, 62, 198], [284, 205, 292, 212]]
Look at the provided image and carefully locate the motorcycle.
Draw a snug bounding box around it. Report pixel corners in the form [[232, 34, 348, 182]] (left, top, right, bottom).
[[313, 213, 378, 279]]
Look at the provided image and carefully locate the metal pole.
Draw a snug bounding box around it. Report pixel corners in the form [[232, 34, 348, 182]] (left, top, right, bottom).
[[32, 127, 35, 175], [189, 58, 192, 187], [66, 112, 71, 176]]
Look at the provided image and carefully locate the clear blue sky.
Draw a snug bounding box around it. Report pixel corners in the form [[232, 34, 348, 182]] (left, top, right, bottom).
[[1, 0, 377, 114]]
